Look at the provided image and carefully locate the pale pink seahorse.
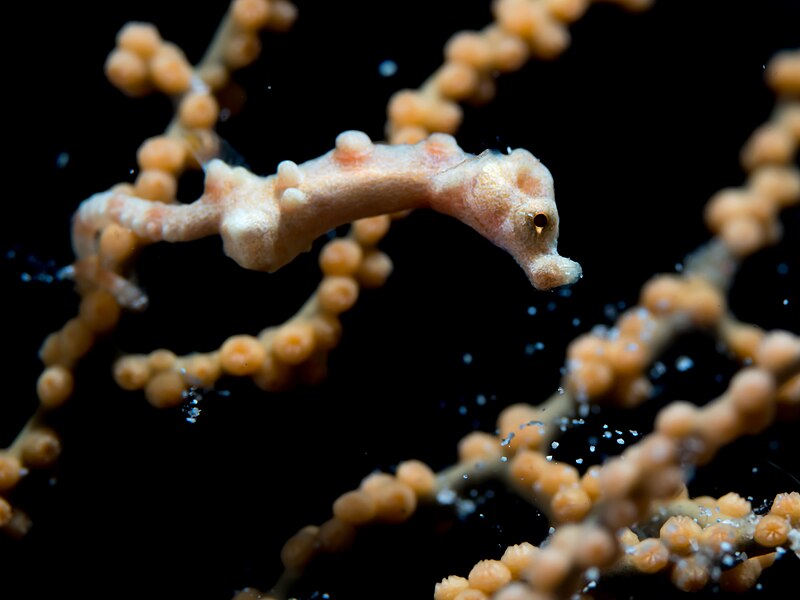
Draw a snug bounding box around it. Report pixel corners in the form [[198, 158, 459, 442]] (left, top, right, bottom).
[[69, 131, 581, 309]]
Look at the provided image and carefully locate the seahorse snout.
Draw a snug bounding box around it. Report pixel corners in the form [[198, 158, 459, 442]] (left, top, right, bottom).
[[527, 253, 582, 291]]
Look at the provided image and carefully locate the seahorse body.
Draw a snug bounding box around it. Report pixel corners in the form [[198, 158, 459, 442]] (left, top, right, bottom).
[[72, 131, 581, 309]]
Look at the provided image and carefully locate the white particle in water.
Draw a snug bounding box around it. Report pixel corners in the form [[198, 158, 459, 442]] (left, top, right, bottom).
[[722, 555, 735, 567], [437, 489, 457, 505], [650, 361, 667, 378], [456, 498, 476, 519], [185, 406, 201, 423], [604, 303, 618, 320], [378, 59, 398, 77], [675, 356, 694, 371], [527, 306, 538, 316], [526, 341, 545, 355]]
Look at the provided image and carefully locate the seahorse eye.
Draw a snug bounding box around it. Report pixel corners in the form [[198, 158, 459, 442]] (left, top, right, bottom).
[[525, 212, 549, 234], [524, 212, 550, 236]]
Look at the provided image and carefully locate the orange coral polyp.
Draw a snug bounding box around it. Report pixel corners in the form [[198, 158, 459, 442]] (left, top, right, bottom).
[[219, 335, 267, 375]]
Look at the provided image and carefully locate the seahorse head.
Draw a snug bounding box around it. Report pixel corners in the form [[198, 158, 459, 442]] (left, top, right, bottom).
[[467, 148, 582, 291]]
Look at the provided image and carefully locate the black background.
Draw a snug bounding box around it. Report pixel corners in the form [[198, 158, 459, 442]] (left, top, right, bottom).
[[2, 1, 799, 599]]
